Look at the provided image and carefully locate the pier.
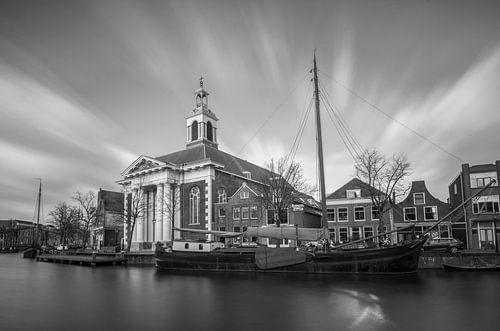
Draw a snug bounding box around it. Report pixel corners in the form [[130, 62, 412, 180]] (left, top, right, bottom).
[[35, 252, 127, 267]]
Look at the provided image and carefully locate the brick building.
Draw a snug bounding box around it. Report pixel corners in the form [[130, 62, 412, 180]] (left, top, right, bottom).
[[117, 80, 320, 251], [448, 161, 500, 250], [393, 180, 450, 242], [93, 189, 125, 249], [325, 178, 390, 245]]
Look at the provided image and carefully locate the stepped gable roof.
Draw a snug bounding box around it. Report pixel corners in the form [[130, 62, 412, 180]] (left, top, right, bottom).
[[155, 144, 273, 181], [326, 178, 383, 199]]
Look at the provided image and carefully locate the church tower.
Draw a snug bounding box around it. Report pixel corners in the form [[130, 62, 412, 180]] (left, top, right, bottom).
[[186, 77, 218, 149]]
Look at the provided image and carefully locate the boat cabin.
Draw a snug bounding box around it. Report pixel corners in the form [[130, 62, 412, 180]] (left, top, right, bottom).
[[172, 241, 225, 252]]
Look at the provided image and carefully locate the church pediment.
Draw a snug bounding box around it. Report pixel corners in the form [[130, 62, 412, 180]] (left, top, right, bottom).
[[121, 156, 171, 177]]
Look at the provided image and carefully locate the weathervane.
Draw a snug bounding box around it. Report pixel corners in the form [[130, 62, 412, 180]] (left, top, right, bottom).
[[199, 76, 204, 88]]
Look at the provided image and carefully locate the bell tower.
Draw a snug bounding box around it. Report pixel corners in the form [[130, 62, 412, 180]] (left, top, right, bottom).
[[186, 77, 218, 149]]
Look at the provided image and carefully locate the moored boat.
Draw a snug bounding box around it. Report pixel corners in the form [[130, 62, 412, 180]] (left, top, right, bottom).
[[443, 257, 500, 271]]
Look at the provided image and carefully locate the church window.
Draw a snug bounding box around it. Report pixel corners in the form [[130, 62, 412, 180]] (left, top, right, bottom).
[[207, 121, 213, 141], [217, 187, 227, 203], [189, 186, 200, 224], [191, 121, 198, 141]]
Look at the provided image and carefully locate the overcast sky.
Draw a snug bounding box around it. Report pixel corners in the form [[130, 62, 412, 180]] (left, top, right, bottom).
[[1, 0, 500, 221]]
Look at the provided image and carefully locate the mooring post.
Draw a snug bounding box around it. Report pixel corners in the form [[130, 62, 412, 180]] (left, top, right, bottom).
[[91, 252, 96, 268]]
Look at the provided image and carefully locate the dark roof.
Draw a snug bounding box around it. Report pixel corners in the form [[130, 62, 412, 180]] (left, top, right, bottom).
[[326, 178, 384, 199], [155, 144, 273, 181]]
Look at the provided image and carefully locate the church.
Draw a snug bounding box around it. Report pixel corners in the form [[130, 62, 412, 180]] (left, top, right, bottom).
[[117, 79, 320, 251]]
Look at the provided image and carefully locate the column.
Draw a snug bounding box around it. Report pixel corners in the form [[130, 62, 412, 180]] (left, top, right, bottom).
[[156, 183, 164, 242], [135, 188, 144, 242], [163, 183, 171, 242]]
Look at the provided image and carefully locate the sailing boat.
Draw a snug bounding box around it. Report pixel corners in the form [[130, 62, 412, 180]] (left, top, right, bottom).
[[23, 179, 43, 259], [154, 55, 425, 274]]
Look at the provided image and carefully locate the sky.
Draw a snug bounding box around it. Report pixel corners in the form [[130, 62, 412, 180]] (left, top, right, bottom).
[[1, 0, 500, 222]]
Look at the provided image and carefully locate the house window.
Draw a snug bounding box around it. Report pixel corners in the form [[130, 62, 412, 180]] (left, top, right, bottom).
[[218, 207, 226, 217], [346, 189, 361, 198], [403, 207, 417, 221], [470, 172, 498, 189], [424, 206, 438, 221], [189, 186, 200, 224], [351, 227, 361, 241], [233, 207, 241, 220], [354, 207, 365, 221], [364, 227, 374, 243], [453, 183, 458, 195], [327, 209, 335, 222], [338, 207, 348, 222], [279, 209, 289, 224], [240, 191, 249, 199], [267, 210, 276, 225], [371, 206, 380, 221], [329, 229, 336, 242], [243, 171, 251, 179], [414, 193, 425, 205], [339, 227, 348, 242], [472, 196, 500, 214], [241, 207, 249, 219], [217, 187, 227, 203], [250, 206, 258, 219]]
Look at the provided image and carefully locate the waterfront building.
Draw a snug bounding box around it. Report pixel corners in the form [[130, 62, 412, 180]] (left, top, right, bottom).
[[448, 161, 500, 250], [117, 80, 320, 251], [93, 189, 125, 249], [393, 181, 450, 242], [325, 178, 391, 245], [0, 219, 57, 250]]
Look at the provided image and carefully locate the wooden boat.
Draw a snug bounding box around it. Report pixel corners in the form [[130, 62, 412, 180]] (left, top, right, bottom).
[[155, 54, 426, 274], [443, 258, 500, 271]]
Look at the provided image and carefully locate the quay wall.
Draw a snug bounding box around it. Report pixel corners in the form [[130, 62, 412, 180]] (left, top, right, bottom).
[[126, 252, 155, 266]]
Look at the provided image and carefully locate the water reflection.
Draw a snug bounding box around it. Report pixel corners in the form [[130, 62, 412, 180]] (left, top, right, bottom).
[[1, 254, 499, 331]]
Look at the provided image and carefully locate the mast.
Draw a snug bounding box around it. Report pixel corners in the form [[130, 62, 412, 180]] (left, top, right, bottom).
[[313, 52, 328, 230], [35, 178, 42, 246]]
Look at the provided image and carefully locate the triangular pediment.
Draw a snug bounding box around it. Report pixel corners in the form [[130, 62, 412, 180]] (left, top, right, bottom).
[[230, 182, 261, 199], [121, 156, 171, 177]]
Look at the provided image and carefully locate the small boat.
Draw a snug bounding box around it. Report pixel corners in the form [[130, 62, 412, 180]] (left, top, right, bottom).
[[443, 257, 500, 271]]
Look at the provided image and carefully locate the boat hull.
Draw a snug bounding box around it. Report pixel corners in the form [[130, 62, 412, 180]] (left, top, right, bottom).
[[442, 263, 500, 271], [155, 239, 425, 274]]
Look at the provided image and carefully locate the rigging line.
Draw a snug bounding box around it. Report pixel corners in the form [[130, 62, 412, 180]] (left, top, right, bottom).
[[318, 91, 361, 161], [319, 93, 358, 163], [317, 70, 465, 163], [284, 82, 314, 166], [286, 98, 313, 167], [319, 84, 364, 158], [319, 82, 365, 154], [236, 72, 309, 156]]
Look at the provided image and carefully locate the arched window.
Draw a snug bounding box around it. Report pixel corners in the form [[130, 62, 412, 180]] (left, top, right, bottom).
[[189, 186, 200, 224], [191, 121, 198, 141], [217, 187, 227, 203], [207, 121, 213, 141]]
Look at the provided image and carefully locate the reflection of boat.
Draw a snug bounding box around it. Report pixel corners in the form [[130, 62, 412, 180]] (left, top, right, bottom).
[[443, 257, 500, 271], [155, 54, 425, 274]]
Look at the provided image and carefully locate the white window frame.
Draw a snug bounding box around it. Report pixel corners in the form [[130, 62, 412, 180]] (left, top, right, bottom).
[[424, 206, 438, 221], [472, 195, 500, 214], [233, 207, 241, 220], [470, 172, 498, 189], [413, 193, 425, 205], [337, 207, 348, 222], [403, 207, 417, 221], [354, 206, 365, 221], [327, 208, 335, 223], [218, 207, 226, 217], [339, 227, 348, 242], [241, 206, 249, 219], [346, 189, 361, 198], [217, 187, 227, 203], [189, 186, 200, 225], [371, 206, 380, 221], [250, 206, 258, 219], [240, 191, 249, 199]]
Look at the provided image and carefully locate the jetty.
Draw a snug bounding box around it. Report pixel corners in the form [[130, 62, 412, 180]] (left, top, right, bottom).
[[35, 252, 127, 267]]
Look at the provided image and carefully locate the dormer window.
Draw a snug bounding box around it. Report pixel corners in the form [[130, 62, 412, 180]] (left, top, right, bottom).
[[346, 189, 361, 198], [243, 171, 251, 179], [240, 191, 249, 199]]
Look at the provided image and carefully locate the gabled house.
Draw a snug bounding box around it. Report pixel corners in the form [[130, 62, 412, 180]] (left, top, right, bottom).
[[393, 181, 450, 242], [326, 178, 389, 245]]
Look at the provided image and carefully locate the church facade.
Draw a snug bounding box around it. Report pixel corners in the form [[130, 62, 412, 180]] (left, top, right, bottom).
[[117, 80, 320, 251]]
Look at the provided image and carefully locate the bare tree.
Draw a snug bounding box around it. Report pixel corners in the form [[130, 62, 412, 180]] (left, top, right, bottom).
[[49, 202, 80, 245], [355, 148, 411, 238], [260, 158, 314, 227], [123, 178, 147, 252], [162, 180, 181, 245], [72, 191, 97, 248]]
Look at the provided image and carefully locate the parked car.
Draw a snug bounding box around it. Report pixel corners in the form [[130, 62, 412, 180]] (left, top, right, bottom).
[[423, 237, 464, 253]]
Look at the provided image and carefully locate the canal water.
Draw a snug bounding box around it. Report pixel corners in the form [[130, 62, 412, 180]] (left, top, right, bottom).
[[1, 254, 499, 331]]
